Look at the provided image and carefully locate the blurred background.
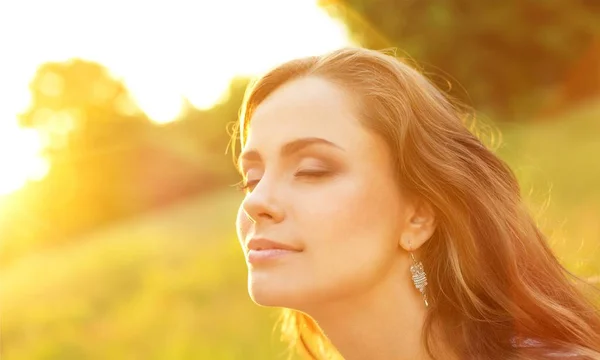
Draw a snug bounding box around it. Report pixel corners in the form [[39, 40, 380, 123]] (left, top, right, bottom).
[[0, 0, 599, 359]]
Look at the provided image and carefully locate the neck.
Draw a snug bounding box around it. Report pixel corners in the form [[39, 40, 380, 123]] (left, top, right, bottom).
[[305, 262, 432, 360]]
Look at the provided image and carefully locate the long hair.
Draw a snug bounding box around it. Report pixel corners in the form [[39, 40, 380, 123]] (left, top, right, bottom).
[[232, 47, 600, 359]]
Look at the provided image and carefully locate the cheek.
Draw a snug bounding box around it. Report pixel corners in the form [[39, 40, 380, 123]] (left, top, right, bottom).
[[316, 176, 401, 243], [236, 206, 252, 243], [291, 176, 402, 302], [304, 174, 402, 269]]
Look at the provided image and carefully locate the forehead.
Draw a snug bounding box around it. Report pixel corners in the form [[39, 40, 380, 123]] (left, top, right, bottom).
[[244, 76, 365, 150]]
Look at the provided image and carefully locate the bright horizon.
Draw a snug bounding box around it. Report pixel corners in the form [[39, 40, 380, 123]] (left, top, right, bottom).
[[0, 0, 352, 196]]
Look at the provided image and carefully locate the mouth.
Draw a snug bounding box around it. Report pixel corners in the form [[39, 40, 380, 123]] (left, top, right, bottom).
[[246, 248, 301, 264], [251, 246, 297, 251], [246, 237, 302, 252], [246, 238, 302, 265]]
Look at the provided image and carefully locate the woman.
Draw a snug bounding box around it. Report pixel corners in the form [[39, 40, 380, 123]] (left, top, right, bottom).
[[232, 47, 600, 359]]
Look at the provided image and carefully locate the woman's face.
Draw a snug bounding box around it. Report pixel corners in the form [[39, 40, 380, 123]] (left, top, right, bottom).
[[236, 76, 411, 310]]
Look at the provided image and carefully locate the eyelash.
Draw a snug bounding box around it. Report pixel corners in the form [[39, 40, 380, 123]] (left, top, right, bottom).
[[235, 179, 258, 193], [236, 169, 330, 193]]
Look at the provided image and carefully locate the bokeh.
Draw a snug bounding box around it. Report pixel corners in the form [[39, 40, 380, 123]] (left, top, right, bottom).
[[0, 1, 598, 359]]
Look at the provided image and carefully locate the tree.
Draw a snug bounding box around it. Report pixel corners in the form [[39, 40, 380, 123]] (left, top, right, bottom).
[[320, 0, 600, 118], [9, 59, 152, 248], [19, 58, 147, 155]]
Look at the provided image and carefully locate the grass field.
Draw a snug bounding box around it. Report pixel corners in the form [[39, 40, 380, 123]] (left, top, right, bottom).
[[496, 101, 600, 277], [1, 190, 292, 359], [1, 101, 599, 359]]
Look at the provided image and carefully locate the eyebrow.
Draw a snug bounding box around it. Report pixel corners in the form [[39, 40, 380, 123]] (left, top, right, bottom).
[[237, 137, 345, 168]]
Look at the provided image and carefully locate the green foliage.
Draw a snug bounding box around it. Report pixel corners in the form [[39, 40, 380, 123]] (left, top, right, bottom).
[[321, 0, 600, 117], [496, 101, 600, 277]]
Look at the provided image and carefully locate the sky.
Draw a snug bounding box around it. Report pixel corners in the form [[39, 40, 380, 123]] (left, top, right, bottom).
[[0, 0, 352, 196]]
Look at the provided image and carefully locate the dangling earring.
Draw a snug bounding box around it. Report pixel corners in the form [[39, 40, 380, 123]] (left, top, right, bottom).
[[408, 243, 429, 308]]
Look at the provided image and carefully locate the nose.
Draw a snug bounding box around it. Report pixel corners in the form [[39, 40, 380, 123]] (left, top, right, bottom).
[[241, 178, 285, 224]]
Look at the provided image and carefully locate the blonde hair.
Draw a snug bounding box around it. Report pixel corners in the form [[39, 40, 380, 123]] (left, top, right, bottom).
[[232, 47, 600, 359]]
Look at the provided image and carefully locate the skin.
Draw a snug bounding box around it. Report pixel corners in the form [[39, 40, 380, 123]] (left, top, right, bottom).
[[236, 76, 437, 360]]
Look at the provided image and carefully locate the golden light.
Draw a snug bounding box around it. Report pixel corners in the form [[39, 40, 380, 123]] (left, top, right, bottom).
[[0, 0, 351, 196], [0, 124, 50, 196]]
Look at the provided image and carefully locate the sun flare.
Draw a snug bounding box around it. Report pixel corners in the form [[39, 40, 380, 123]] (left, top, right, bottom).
[[0, 0, 351, 196]]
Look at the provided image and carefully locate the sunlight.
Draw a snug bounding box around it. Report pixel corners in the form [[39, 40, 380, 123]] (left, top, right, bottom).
[[0, 0, 351, 195], [0, 123, 49, 196]]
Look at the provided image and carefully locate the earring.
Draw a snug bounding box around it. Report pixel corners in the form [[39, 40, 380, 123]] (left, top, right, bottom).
[[409, 250, 429, 308]]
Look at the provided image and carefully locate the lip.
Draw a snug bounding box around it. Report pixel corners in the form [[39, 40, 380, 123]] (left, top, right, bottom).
[[246, 238, 302, 265], [246, 238, 302, 252], [247, 248, 299, 264]]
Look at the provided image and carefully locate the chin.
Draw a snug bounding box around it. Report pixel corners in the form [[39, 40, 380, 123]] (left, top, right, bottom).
[[248, 290, 283, 307], [248, 280, 293, 308], [247, 273, 311, 309]]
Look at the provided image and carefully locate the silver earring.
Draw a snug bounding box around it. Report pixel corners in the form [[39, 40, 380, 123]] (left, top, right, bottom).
[[410, 251, 429, 307]]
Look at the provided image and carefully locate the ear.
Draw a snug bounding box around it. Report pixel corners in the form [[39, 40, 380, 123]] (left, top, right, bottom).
[[399, 198, 437, 251]]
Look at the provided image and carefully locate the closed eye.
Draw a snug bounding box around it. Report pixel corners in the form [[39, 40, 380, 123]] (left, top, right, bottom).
[[236, 169, 332, 193], [294, 169, 331, 178]]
